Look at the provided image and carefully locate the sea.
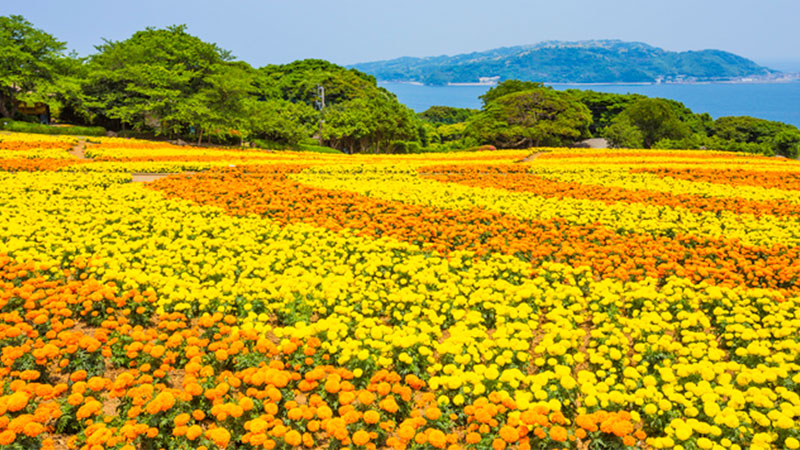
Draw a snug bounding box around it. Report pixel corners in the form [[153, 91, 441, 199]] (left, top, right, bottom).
[[380, 81, 800, 128]]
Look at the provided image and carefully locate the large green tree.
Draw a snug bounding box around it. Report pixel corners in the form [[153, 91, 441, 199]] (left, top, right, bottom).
[[479, 80, 545, 107], [466, 86, 592, 148], [255, 60, 417, 152], [611, 98, 690, 148], [84, 25, 231, 135], [0, 15, 67, 118]]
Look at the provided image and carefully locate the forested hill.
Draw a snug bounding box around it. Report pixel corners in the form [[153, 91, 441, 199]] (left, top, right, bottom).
[[349, 40, 778, 85]]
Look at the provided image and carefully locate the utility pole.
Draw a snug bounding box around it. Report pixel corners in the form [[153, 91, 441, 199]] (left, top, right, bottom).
[[315, 85, 325, 145]]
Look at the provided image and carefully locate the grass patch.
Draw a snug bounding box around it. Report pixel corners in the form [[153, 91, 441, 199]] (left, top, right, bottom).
[[0, 120, 106, 137]]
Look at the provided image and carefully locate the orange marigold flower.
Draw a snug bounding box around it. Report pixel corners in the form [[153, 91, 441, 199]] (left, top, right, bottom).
[[425, 407, 442, 421], [499, 425, 518, 443], [70, 370, 88, 382], [466, 432, 481, 444], [6, 392, 29, 412], [76, 400, 102, 419], [239, 397, 254, 411], [174, 413, 191, 427], [427, 429, 447, 449], [492, 438, 507, 450], [379, 396, 398, 413], [397, 425, 416, 441], [549, 426, 568, 442], [87, 377, 106, 392], [0, 430, 16, 445], [186, 425, 202, 440], [284, 430, 302, 447], [23, 422, 44, 437], [19, 370, 40, 381], [363, 410, 381, 424], [358, 390, 375, 405], [324, 378, 340, 394], [206, 427, 231, 448]]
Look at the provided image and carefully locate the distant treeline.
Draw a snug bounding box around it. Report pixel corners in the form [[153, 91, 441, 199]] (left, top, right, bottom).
[[2, 15, 799, 156], [418, 82, 800, 157]]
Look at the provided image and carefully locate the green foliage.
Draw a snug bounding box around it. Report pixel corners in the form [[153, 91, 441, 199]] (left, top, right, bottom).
[[612, 98, 690, 148], [712, 115, 796, 143], [256, 59, 377, 105], [652, 116, 800, 157], [320, 92, 417, 153], [772, 130, 800, 158], [294, 143, 343, 154], [479, 80, 545, 107], [248, 99, 315, 146], [466, 86, 592, 148], [255, 59, 418, 152], [416, 122, 440, 147], [418, 106, 477, 124], [566, 90, 643, 134], [0, 119, 105, 136], [83, 25, 231, 136], [654, 134, 776, 156], [604, 119, 644, 148], [0, 15, 67, 119], [437, 122, 467, 143]]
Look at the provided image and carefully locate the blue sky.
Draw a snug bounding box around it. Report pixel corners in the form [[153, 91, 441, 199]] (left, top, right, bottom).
[[3, 0, 799, 70]]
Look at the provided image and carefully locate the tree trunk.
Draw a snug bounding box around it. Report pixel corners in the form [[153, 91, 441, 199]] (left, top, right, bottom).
[[197, 128, 204, 145], [0, 92, 10, 119]]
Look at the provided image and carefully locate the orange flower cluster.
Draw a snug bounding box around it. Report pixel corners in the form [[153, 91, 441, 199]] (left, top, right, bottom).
[[0, 158, 90, 172], [0, 139, 74, 152], [420, 164, 800, 218], [537, 151, 776, 161], [149, 166, 800, 293], [94, 154, 280, 163], [575, 411, 646, 447], [634, 167, 800, 191]]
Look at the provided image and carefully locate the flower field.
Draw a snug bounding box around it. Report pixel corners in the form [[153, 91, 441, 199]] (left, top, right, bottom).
[[1, 132, 800, 450]]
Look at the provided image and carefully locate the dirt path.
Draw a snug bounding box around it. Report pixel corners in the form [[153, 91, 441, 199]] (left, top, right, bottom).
[[131, 173, 174, 183], [131, 172, 197, 183], [520, 152, 542, 162], [68, 138, 88, 159]]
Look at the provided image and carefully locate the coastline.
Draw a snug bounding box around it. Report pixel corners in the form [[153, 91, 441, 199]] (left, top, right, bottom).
[[380, 75, 800, 88]]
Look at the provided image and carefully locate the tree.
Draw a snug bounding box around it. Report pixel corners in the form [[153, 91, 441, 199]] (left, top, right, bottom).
[[772, 130, 800, 158], [479, 80, 545, 107], [322, 92, 416, 153], [0, 15, 67, 118], [565, 90, 643, 135], [256, 59, 417, 153], [248, 99, 315, 146], [83, 25, 231, 135], [418, 106, 477, 125], [180, 62, 256, 144], [466, 87, 592, 148], [604, 119, 644, 148], [617, 98, 689, 148]]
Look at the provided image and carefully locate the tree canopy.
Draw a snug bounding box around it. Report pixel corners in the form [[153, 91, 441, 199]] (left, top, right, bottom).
[[466, 86, 591, 148], [0, 15, 67, 118], [418, 106, 477, 125]]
